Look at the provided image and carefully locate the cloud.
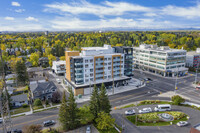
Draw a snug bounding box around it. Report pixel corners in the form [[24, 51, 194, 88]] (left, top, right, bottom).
[[143, 13, 157, 17], [0, 24, 44, 31], [4, 17, 15, 21], [11, 1, 20, 7], [15, 9, 25, 13], [25, 16, 38, 22], [44, 0, 153, 17], [161, 3, 200, 19]]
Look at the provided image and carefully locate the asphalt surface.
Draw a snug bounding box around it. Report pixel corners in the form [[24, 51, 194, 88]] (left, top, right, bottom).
[[112, 104, 200, 133], [1, 69, 200, 132]]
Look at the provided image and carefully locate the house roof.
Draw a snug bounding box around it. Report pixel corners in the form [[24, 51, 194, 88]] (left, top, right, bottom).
[[39, 57, 49, 61], [11, 94, 28, 102], [27, 67, 43, 72], [30, 81, 57, 92]]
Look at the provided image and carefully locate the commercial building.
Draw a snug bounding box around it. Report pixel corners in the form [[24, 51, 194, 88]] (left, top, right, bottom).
[[65, 44, 131, 96], [186, 50, 200, 68], [113, 46, 134, 77], [133, 44, 188, 77], [52, 60, 66, 75]]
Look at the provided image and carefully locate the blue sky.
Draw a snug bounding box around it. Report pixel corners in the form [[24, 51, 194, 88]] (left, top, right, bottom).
[[0, 0, 200, 31]]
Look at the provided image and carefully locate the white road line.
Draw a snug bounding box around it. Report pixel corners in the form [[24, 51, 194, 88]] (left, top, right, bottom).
[[122, 92, 158, 102]]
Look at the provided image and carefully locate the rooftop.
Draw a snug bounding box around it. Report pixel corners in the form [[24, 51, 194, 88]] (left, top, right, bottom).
[[187, 51, 200, 55], [11, 94, 28, 102], [53, 60, 66, 65], [30, 81, 57, 92], [194, 123, 200, 131], [134, 44, 186, 53], [27, 67, 43, 72]]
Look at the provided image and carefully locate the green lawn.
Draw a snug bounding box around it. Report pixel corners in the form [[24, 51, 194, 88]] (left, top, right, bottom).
[[126, 111, 188, 126], [137, 100, 171, 106], [118, 104, 135, 109], [11, 107, 30, 115]]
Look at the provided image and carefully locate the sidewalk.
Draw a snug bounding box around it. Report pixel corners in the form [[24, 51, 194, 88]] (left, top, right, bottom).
[[76, 78, 145, 103]]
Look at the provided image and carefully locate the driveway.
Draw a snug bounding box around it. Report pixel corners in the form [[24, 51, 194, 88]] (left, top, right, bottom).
[[112, 104, 200, 133]]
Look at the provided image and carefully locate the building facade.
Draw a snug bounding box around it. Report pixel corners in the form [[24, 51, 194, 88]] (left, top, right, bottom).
[[52, 60, 66, 75], [65, 44, 131, 96], [133, 44, 188, 77], [186, 50, 200, 68], [113, 46, 134, 77]]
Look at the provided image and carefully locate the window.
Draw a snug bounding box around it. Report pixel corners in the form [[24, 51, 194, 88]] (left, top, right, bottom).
[[90, 73, 93, 76], [85, 60, 88, 63], [85, 64, 89, 68], [90, 59, 93, 63], [90, 69, 93, 72]]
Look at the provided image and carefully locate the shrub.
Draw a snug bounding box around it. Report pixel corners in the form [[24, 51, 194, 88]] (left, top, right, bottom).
[[23, 124, 42, 133], [45, 100, 49, 105], [22, 103, 28, 108], [34, 99, 42, 106], [171, 95, 185, 105]]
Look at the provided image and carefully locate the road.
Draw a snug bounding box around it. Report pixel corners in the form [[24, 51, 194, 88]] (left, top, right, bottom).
[[1, 69, 200, 132]]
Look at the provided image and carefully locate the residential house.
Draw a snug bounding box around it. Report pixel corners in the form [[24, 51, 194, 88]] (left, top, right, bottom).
[[25, 61, 32, 68], [27, 67, 46, 81], [39, 57, 49, 67], [52, 60, 66, 75], [11, 94, 28, 107], [30, 81, 57, 100]]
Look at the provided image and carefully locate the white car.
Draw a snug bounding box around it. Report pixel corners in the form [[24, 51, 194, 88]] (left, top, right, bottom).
[[177, 121, 188, 127], [139, 107, 152, 113], [86, 125, 91, 133], [56, 79, 61, 84], [125, 109, 135, 115]]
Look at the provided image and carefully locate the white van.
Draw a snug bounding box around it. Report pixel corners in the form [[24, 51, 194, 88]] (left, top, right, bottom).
[[154, 104, 171, 112]]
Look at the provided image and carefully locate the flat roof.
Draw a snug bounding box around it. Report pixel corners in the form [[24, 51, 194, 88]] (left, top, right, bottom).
[[71, 53, 123, 58], [187, 51, 200, 55]]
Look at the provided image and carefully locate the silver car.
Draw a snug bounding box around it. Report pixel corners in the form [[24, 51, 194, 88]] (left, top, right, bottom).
[[139, 107, 152, 114], [86, 125, 91, 133], [125, 109, 135, 115], [177, 121, 188, 127]]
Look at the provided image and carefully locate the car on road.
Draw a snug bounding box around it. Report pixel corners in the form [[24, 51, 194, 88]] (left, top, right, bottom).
[[7, 129, 22, 133], [139, 107, 152, 113], [177, 121, 188, 127], [43, 120, 56, 127], [125, 109, 135, 115], [144, 78, 152, 81], [86, 125, 91, 133], [56, 78, 61, 84]]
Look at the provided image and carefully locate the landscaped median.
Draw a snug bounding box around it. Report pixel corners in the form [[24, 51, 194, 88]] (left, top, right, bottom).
[[126, 111, 188, 126]]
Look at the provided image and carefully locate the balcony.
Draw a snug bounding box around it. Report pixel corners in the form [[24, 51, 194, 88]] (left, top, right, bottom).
[[75, 68, 83, 71], [96, 69, 104, 73], [75, 73, 83, 76], [75, 62, 83, 66]]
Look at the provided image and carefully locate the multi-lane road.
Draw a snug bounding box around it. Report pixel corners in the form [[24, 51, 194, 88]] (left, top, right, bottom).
[[1, 69, 200, 132]]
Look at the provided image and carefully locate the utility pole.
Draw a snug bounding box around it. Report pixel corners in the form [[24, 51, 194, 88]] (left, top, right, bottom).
[[0, 49, 13, 133], [112, 76, 114, 94], [175, 68, 179, 93], [195, 62, 199, 86]]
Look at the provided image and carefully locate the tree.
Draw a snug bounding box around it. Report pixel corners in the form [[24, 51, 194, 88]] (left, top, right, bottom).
[[34, 99, 42, 106], [48, 54, 56, 67], [95, 112, 115, 130], [16, 60, 29, 86], [99, 83, 111, 114], [58, 92, 69, 131], [51, 91, 61, 103], [60, 56, 65, 60], [89, 85, 100, 120], [29, 52, 39, 67], [22, 124, 42, 133], [79, 105, 94, 125], [171, 95, 185, 105], [67, 87, 80, 130]]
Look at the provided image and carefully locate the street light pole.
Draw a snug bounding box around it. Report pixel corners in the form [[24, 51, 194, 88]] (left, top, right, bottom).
[[112, 76, 114, 94], [175, 67, 179, 93]]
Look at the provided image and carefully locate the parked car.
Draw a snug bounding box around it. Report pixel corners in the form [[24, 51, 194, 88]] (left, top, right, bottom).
[[144, 78, 152, 81], [43, 120, 55, 127], [86, 125, 91, 133], [177, 121, 188, 127], [7, 129, 22, 133], [0, 118, 2, 123], [56, 79, 61, 84], [125, 109, 135, 115], [139, 107, 152, 113], [154, 104, 171, 112]]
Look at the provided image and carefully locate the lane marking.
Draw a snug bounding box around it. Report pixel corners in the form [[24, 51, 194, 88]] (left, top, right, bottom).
[[0, 115, 57, 130], [122, 92, 158, 102], [157, 126, 160, 130]]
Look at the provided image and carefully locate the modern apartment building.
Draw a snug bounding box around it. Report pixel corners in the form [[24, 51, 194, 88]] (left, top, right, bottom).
[[113, 46, 134, 77], [133, 44, 188, 77], [186, 50, 200, 68], [52, 60, 66, 75], [65, 44, 131, 96]]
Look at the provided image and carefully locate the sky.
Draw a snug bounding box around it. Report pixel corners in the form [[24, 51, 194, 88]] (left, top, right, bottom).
[[0, 0, 200, 31]]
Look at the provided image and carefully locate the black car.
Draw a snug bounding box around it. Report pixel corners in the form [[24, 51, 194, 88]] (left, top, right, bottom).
[[43, 120, 55, 127], [7, 129, 22, 133]]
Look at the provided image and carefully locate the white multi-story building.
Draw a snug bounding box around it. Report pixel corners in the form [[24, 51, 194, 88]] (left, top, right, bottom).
[[52, 60, 66, 75], [65, 44, 131, 96], [133, 44, 188, 77], [186, 50, 200, 68]]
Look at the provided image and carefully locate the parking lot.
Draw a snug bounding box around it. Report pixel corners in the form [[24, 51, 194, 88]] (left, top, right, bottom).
[[112, 104, 200, 133]]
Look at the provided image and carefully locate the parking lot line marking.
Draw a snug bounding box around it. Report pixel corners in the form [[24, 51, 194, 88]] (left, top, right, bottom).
[[157, 126, 160, 130]]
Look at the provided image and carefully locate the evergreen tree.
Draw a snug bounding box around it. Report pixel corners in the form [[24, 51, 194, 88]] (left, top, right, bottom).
[[89, 85, 100, 120], [99, 83, 111, 114], [16, 60, 29, 86], [67, 87, 80, 130], [58, 92, 69, 131]]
